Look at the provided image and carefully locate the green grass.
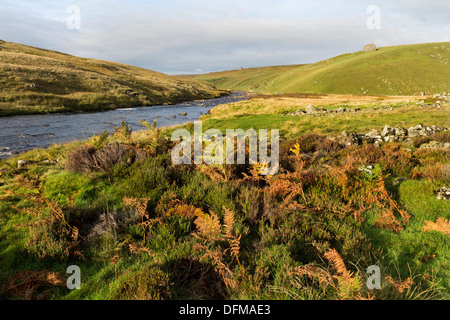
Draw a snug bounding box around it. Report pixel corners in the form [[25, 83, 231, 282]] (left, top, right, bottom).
[[192, 42, 450, 96], [0, 40, 226, 116], [196, 97, 450, 140], [0, 106, 448, 300]]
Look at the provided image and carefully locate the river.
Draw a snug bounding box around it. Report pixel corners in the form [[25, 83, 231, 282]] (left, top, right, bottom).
[[0, 91, 251, 159]]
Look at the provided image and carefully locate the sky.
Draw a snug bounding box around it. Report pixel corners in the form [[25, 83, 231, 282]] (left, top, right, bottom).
[[0, 0, 449, 74]]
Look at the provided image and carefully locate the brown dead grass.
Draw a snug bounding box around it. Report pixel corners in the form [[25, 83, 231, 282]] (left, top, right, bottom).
[[1, 270, 66, 300], [422, 218, 450, 237]]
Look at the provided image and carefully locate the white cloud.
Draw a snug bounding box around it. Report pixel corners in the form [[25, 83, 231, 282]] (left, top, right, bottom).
[[0, 0, 448, 74]]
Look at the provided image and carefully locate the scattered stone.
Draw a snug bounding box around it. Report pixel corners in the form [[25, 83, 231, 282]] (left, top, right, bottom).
[[180, 112, 187, 116], [360, 136, 375, 144], [408, 124, 424, 138], [172, 115, 177, 119], [17, 160, 30, 169], [393, 177, 406, 186], [340, 131, 360, 146], [336, 107, 346, 113], [342, 124, 450, 147], [420, 141, 450, 149], [384, 135, 397, 143], [381, 125, 394, 137], [306, 104, 318, 114], [366, 129, 380, 139], [359, 165, 374, 175], [394, 127, 408, 139], [435, 187, 450, 200]]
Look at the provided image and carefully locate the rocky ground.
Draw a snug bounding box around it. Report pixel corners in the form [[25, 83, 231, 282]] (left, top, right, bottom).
[[339, 124, 450, 147], [285, 93, 450, 117]]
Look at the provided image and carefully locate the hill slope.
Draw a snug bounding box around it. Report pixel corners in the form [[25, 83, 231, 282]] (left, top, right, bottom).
[[192, 42, 450, 95], [0, 40, 225, 116]]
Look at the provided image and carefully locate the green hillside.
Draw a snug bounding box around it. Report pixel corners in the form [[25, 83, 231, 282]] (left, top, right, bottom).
[[0, 40, 225, 116], [193, 42, 450, 95]]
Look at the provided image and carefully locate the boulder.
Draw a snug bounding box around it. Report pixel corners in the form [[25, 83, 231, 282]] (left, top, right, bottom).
[[17, 160, 30, 169], [340, 131, 360, 146], [305, 104, 318, 114], [381, 125, 394, 137], [363, 44, 377, 52], [366, 129, 380, 139], [408, 125, 423, 138], [384, 135, 397, 142], [394, 127, 408, 140]]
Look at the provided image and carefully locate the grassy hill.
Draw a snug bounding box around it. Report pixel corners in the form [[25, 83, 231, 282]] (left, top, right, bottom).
[[192, 42, 450, 96], [0, 40, 226, 116]]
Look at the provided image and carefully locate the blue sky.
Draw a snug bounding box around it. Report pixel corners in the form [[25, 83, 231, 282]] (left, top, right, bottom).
[[0, 0, 449, 74]]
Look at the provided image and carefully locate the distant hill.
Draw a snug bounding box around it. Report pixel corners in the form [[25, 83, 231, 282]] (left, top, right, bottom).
[[191, 42, 450, 96], [0, 40, 225, 116]]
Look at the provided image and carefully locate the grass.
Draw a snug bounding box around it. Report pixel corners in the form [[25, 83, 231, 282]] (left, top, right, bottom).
[[194, 95, 449, 140], [191, 42, 450, 96], [0, 40, 227, 116], [0, 94, 448, 300]]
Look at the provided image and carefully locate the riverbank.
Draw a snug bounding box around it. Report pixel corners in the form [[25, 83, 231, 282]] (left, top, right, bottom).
[[0, 91, 252, 159], [0, 40, 228, 117]]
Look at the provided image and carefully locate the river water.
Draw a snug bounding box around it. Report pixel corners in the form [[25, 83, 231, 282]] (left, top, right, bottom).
[[0, 91, 251, 159]]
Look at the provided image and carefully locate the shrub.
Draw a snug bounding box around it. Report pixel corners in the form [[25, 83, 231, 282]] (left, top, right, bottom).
[[291, 134, 343, 154], [412, 136, 433, 148], [65, 142, 145, 173], [112, 265, 171, 300], [422, 164, 450, 183], [379, 144, 418, 177], [435, 130, 450, 144]]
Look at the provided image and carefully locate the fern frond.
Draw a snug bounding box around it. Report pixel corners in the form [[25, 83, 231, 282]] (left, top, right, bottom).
[[166, 200, 204, 219], [385, 276, 414, 294], [193, 212, 223, 242], [324, 249, 352, 280]]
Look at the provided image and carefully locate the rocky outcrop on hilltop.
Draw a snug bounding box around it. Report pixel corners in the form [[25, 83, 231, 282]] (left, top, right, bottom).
[[363, 44, 377, 52]]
